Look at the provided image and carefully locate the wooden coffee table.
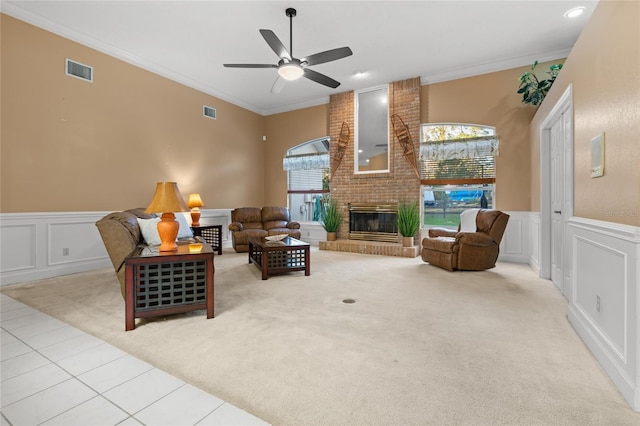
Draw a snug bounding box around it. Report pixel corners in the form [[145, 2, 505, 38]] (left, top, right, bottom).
[[248, 236, 310, 280]]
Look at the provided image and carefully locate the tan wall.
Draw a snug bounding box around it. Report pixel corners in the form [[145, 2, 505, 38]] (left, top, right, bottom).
[[1, 15, 266, 213], [263, 104, 328, 206], [8, 6, 635, 222], [421, 62, 565, 211], [529, 1, 640, 226]]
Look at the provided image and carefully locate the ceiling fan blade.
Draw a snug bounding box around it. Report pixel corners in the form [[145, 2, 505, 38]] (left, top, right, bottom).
[[271, 76, 286, 94], [223, 63, 277, 68], [302, 47, 353, 66], [260, 29, 291, 60], [303, 68, 340, 89]]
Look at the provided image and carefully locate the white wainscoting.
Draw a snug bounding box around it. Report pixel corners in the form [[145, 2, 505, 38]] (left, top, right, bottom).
[[298, 222, 327, 246], [0, 209, 232, 286], [529, 212, 542, 275], [498, 211, 531, 264], [566, 217, 640, 411]]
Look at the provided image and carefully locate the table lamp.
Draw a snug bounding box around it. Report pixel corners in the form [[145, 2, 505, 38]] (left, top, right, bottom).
[[145, 182, 189, 252], [187, 193, 205, 226]]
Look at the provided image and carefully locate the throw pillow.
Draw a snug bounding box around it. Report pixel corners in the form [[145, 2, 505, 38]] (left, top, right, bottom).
[[175, 213, 194, 239], [459, 208, 480, 232], [137, 217, 162, 246]]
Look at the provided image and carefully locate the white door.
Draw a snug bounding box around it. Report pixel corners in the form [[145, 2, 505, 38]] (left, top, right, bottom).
[[539, 84, 573, 295], [550, 115, 564, 293]]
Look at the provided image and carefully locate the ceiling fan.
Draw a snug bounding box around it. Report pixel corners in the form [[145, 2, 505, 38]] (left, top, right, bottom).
[[223, 8, 352, 92]]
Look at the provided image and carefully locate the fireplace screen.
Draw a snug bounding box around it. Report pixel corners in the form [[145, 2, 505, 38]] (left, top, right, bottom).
[[349, 203, 398, 243]]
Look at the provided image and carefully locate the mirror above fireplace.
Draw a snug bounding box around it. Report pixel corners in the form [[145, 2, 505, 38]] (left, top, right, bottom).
[[354, 85, 389, 174]]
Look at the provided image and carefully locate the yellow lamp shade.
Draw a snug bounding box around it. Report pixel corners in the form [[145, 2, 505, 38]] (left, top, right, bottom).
[[187, 193, 204, 208], [145, 182, 189, 214]]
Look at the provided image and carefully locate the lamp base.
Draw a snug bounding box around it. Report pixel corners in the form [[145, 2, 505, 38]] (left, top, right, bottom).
[[190, 210, 201, 227], [157, 212, 179, 252]]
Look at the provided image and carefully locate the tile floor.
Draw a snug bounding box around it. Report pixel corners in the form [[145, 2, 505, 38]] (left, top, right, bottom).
[[0, 294, 269, 425]]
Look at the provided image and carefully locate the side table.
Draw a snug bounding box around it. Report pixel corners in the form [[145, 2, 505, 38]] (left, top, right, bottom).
[[191, 225, 223, 255], [124, 243, 214, 331]]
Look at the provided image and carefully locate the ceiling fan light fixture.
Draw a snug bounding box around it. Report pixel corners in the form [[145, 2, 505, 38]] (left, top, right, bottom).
[[278, 63, 304, 80]]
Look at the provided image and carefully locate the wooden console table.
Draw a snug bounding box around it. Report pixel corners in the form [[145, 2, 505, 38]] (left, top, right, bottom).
[[124, 244, 214, 331]]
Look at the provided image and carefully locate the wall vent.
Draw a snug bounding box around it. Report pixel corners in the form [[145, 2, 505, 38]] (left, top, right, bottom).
[[66, 58, 93, 82], [203, 105, 217, 120]]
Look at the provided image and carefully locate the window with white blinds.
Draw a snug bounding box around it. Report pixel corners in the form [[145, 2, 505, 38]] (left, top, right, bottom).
[[288, 169, 325, 191], [284, 137, 331, 222], [420, 124, 497, 228]]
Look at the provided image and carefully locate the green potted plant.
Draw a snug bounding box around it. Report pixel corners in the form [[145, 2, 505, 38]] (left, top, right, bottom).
[[397, 201, 420, 247], [321, 198, 342, 241], [517, 60, 563, 106]]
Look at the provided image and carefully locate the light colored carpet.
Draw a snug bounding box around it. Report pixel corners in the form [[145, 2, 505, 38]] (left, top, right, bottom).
[[3, 247, 639, 425]]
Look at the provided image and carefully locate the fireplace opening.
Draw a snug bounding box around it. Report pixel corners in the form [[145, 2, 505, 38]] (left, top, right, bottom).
[[349, 203, 398, 243]]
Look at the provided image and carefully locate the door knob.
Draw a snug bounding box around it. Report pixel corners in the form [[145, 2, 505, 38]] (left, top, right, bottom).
[[554, 210, 562, 214]]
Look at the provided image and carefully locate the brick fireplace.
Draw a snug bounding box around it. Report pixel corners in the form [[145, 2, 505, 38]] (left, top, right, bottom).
[[320, 77, 421, 257]]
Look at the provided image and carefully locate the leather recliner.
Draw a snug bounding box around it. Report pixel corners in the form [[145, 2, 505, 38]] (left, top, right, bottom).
[[229, 206, 301, 252], [421, 209, 509, 271]]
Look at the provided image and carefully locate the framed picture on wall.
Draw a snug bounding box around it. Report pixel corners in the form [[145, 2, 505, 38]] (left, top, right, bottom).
[[591, 132, 605, 178]]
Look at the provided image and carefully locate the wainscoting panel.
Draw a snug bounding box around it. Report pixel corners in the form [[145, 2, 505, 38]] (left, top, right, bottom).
[[0, 224, 37, 272], [567, 217, 640, 411], [48, 221, 107, 266], [0, 209, 232, 286], [529, 213, 541, 275], [298, 222, 327, 246], [498, 211, 530, 264]]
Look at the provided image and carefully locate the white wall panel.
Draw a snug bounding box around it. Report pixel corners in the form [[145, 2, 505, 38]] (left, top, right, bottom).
[[48, 222, 107, 265], [498, 211, 529, 264], [574, 235, 627, 359], [529, 213, 541, 274], [298, 222, 327, 246], [568, 217, 640, 411], [0, 224, 37, 272]]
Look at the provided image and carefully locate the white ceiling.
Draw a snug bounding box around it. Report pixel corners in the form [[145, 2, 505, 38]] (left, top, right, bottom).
[[3, 1, 598, 116]]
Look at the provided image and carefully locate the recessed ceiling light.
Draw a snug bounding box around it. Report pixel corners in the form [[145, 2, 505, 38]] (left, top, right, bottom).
[[354, 71, 367, 78], [564, 6, 585, 18]]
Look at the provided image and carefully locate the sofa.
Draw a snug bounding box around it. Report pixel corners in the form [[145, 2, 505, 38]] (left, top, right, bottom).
[[95, 208, 201, 298], [229, 206, 301, 252], [421, 209, 509, 271]]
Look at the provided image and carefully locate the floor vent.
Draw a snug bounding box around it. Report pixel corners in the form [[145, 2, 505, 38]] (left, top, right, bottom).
[[65, 59, 93, 82], [203, 105, 217, 120]]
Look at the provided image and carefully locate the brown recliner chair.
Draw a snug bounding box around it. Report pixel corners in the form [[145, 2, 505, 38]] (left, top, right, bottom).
[[228, 206, 301, 253], [421, 209, 509, 271]]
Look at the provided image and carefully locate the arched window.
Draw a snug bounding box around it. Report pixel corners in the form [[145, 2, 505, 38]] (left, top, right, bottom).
[[419, 123, 499, 228], [283, 137, 330, 222]]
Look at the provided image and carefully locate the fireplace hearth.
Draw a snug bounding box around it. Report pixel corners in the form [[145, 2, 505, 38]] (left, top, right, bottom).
[[349, 203, 398, 243]]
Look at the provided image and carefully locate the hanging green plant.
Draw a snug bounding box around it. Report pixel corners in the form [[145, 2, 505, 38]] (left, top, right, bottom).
[[517, 61, 563, 106]]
